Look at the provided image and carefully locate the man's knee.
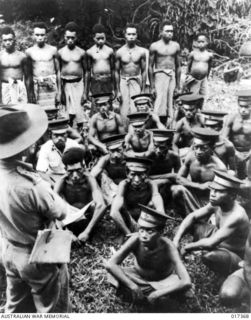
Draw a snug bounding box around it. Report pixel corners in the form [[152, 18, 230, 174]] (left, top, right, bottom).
[[202, 250, 240, 276], [219, 275, 246, 307], [171, 185, 186, 198]]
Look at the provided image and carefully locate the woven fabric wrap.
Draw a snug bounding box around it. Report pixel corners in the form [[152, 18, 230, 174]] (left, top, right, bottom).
[[1, 79, 27, 104], [34, 75, 57, 108]]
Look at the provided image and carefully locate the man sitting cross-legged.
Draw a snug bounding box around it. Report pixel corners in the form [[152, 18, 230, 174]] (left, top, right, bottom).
[[105, 204, 191, 305], [173, 170, 249, 278], [125, 112, 155, 158], [54, 147, 106, 243], [91, 134, 126, 205], [171, 127, 226, 218], [110, 157, 164, 236]]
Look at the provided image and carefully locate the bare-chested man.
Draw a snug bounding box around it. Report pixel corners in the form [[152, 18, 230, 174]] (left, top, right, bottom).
[[125, 112, 155, 158], [183, 33, 213, 98], [106, 205, 191, 305], [110, 157, 165, 235], [86, 24, 115, 98], [88, 93, 126, 154], [131, 93, 166, 129], [149, 21, 181, 123], [0, 27, 28, 104], [202, 110, 236, 171], [171, 127, 226, 217], [224, 89, 251, 179], [116, 23, 146, 117], [26, 22, 61, 108], [173, 94, 204, 158], [58, 22, 86, 131], [173, 170, 249, 280]]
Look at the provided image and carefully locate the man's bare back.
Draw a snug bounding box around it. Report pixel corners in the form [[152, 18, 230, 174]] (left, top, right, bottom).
[[26, 44, 57, 78], [59, 45, 85, 79]]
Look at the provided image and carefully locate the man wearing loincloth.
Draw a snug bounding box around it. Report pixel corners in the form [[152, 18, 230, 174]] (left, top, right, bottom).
[[183, 33, 213, 99], [26, 22, 61, 108], [58, 22, 86, 131], [115, 23, 146, 117], [0, 27, 28, 104], [106, 204, 191, 305], [149, 21, 181, 124], [86, 24, 115, 98]]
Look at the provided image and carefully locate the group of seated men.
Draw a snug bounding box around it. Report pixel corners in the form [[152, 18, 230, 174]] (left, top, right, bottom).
[[15, 86, 251, 309]]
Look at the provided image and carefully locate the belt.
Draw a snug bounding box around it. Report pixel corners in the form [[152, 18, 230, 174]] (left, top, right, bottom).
[[4, 238, 34, 250], [1, 79, 19, 84], [62, 77, 82, 83]]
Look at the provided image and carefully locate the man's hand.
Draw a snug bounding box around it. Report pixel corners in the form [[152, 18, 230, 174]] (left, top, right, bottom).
[[175, 175, 188, 186], [100, 144, 109, 155], [81, 93, 87, 105], [117, 91, 122, 104], [174, 86, 182, 96], [55, 92, 61, 107], [147, 291, 160, 304], [199, 181, 211, 191], [151, 87, 156, 99], [78, 230, 90, 243], [130, 285, 145, 303]]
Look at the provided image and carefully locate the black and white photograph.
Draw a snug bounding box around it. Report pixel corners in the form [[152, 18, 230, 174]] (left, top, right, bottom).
[[0, 0, 250, 314]]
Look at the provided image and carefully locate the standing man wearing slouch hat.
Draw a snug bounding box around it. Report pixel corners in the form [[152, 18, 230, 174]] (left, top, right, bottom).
[[0, 104, 73, 313]]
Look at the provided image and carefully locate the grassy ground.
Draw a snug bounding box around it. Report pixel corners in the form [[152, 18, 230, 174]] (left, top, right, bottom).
[[0, 77, 249, 313]]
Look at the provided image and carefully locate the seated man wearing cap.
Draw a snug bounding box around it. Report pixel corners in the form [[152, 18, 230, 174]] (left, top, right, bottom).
[[36, 117, 81, 184], [149, 129, 180, 206], [173, 170, 249, 281], [173, 94, 204, 158], [110, 157, 165, 235], [88, 93, 126, 154], [91, 134, 127, 205], [224, 89, 251, 179], [106, 204, 191, 304], [219, 219, 251, 308], [125, 113, 155, 158], [131, 93, 166, 130], [202, 110, 236, 171], [54, 147, 106, 243], [171, 127, 226, 217]]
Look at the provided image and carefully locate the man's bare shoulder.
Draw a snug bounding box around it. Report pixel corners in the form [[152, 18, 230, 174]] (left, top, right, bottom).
[[149, 40, 161, 51], [116, 45, 126, 56], [211, 155, 227, 170], [104, 44, 114, 54]]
